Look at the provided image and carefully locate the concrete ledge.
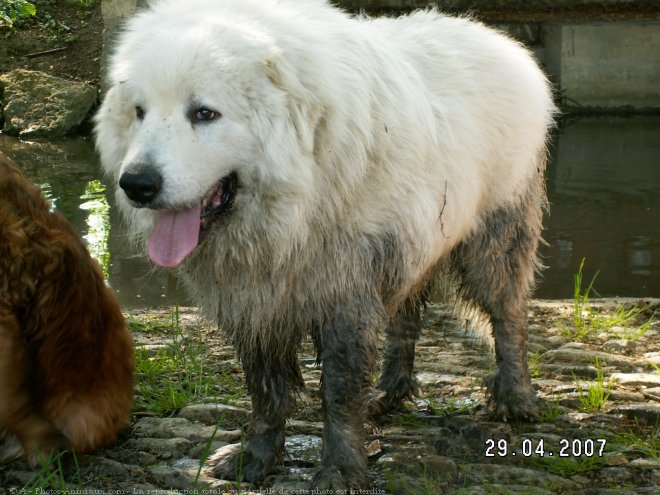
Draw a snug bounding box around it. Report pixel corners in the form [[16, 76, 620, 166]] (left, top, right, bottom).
[[335, 0, 660, 11], [543, 22, 660, 110]]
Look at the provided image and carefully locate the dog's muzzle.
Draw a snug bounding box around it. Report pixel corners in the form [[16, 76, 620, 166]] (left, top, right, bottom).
[[119, 166, 162, 206]]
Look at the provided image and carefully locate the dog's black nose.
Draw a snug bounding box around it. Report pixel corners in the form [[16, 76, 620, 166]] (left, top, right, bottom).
[[119, 167, 163, 205]]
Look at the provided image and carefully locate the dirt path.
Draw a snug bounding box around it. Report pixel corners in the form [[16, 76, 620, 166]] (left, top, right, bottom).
[[1, 299, 658, 494]]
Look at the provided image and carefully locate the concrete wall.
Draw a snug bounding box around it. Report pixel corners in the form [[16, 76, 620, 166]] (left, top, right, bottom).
[[336, 0, 660, 9], [543, 22, 660, 110]]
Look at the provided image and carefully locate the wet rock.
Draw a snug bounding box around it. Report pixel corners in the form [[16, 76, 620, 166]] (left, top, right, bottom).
[[600, 466, 636, 484], [609, 403, 660, 423], [103, 447, 159, 466], [287, 419, 324, 436], [133, 416, 218, 442], [0, 69, 96, 137], [284, 434, 322, 466], [177, 403, 251, 426], [123, 437, 193, 460], [603, 339, 638, 353], [643, 387, 660, 401], [78, 455, 144, 479], [611, 372, 660, 388], [416, 371, 474, 387], [419, 453, 458, 480], [644, 351, 660, 367], [453, 485, 553, 495], [367, 439, 382, 457], [462, 463, 582, 490], [603, 452, 629, 466], [150, 461, 235, 491], [543, 344, 639, 369], [628, 458, 660, 470]]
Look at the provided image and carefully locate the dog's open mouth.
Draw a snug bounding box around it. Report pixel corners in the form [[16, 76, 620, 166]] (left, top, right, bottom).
[[200, 172, 237, 237], [146, 173, 237, 268]]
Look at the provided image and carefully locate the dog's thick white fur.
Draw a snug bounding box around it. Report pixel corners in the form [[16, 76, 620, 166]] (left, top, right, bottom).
[[96, 0, 554, 489]]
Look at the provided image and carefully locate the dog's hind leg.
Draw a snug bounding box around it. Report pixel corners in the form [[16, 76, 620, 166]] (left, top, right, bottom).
[[451, 177, 545, 421], [310, 297, 381, 491], [0, 306, 69, 465], [210, 341, 303, 482], [370, 298, 421, 417]]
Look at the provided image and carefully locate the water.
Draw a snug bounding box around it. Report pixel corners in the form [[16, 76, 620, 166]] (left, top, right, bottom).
[[0, 136, 184, 308], [540, 116, 659, 298], [1, 116, 658, 307]]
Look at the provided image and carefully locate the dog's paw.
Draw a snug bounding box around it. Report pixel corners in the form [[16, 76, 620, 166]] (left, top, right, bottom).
[[485, 371, 540, 422], [368, 375, 420, 419], [208, 442, 278, 482], [22, 426, 71, 468], [310, 464, 366, 493]]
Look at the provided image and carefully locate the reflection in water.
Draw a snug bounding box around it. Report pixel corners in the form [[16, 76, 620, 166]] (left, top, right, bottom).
[[36, 182, 58, 211], [1, 116, 659, 306], [539, 116, 660, 298], [80, 180, 111, 279]]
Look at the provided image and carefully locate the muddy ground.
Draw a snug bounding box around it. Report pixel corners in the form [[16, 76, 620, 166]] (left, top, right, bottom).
[[1, 299, 658, 494]]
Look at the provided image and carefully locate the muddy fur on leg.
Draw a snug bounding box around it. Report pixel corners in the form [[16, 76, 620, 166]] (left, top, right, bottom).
[[370, 299, 423, 417], [310, 297, 381, 490], [450, 172, 547, 420], [211, 344, 304, 481]]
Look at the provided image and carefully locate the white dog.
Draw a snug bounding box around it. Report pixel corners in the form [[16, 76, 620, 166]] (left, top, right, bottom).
[[96, 0, 555, 490]]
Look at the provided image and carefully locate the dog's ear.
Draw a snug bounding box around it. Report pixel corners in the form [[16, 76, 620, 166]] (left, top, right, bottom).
[[265, 56, 322, 154], [94, 84, 133, 179]]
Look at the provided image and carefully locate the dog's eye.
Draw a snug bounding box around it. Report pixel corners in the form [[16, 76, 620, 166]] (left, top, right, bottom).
[[135, 106, 145, 120], [191, 107, 221, 123]]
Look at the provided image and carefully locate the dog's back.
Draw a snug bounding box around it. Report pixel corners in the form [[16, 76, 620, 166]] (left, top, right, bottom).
[[0, 153, 133, 465]]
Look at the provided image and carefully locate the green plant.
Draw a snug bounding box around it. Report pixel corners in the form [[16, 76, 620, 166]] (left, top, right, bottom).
[[574, 358, 613, 413], [528, 348, 543, 378], [192, 422, 221, 490], [540, 396, 563, 422], [20, 450, 82, 493], [613, 421, 659, 462], [0, 0, 36, 27], [595, 305, 656, 341], [391, 412, 424, 428], [133, 307, 219, 414], [571, 258, 599, 340], [385, 467, 448, 495], [532, 454, 603, 476]]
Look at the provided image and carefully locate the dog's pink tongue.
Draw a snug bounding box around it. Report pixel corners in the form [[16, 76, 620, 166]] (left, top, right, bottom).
[[147, 205, 202, 268]]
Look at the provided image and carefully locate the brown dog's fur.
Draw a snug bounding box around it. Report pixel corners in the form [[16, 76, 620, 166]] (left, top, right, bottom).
[[0, 153, 134, 466]]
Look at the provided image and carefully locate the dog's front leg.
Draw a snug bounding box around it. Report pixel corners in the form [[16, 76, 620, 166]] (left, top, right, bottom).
[[311, 300, 381, 491], [0, 306, 68, 466], [210, 343, 303, 482]]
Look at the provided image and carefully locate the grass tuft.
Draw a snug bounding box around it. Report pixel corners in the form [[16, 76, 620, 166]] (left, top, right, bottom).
[[564, 259, 655, 342], [19, 450, 81, 494], [573, 358, 613, 413], [532, 453, 603, 476], [613, 421, 659, 462], [540, 396, 564, 422], [133, 307, 219, 415]]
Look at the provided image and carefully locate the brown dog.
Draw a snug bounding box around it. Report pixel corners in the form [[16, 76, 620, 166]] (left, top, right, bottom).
[[0, 152, 134, 466]]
